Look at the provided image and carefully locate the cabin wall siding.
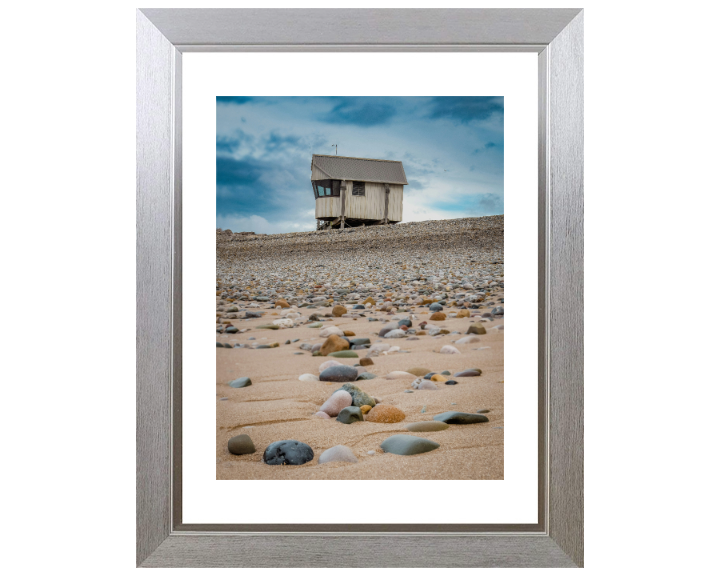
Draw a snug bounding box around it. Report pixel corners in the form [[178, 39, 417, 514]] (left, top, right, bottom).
[[314, 180, 403, 222]]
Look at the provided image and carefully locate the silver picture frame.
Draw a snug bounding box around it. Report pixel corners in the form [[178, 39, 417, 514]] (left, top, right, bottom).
[[137, 8, 583, 568]]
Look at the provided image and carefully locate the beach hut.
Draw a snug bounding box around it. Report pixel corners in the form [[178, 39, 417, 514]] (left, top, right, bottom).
[[311, 154, 408, 229]]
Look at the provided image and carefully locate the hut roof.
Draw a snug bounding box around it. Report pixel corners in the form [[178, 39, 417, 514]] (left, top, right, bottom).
[[311, 154, 408, 185]]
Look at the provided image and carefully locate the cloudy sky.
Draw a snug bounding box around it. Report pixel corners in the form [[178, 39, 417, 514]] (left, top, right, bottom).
[[217, 96, 503, 234]]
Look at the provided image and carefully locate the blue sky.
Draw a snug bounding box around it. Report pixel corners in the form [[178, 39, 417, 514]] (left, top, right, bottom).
[[217, 96, 503, 234]]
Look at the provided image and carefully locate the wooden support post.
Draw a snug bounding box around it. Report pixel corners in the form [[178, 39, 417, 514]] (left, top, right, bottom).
[[340, 181, 346, 230], [383, 184, 390, 224]]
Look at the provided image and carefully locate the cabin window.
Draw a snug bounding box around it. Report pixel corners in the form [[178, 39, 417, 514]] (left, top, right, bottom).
[[352, 181, 365, 196], [312, 179, 341, 198]]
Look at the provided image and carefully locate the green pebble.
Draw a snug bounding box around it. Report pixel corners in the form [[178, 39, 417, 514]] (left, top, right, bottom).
[[328, 350, 359, 358]]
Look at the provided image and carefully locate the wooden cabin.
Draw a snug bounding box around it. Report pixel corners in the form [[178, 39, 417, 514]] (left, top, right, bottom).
[[311, 154, 408, 229]]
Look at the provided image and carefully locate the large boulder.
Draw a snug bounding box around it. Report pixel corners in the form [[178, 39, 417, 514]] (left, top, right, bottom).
[[318, 445, 358, 464], [320, 334, 350, 356], [319, 365, 358, 383], [467, 323, 487, 335], [319, 390, 353, 416], [337, 406, 363, 424], [263, 440, 314, 465], [380, 435, 440, 455], [336, 383, 375, 407], [366, 405, 406, 423]]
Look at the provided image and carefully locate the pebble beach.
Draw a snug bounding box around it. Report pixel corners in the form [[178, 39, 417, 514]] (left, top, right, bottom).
[[216, 215, 504, 480]]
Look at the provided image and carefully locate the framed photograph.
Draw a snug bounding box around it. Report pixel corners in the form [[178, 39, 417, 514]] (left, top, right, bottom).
[[137, 8, 583, 568]]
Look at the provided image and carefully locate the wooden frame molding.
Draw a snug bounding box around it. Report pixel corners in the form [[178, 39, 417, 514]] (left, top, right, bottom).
[[137, 8, 583, 568]]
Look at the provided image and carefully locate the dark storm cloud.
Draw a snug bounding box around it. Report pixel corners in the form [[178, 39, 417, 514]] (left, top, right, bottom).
[[216, 156, 264, 188], [319, 97, 397, 126], [216, 132, 318, 222], [216, 96, 254, 105], [216, 136, 240, 154], [428, 96, 503, 125], [264, 132, 302, 153]]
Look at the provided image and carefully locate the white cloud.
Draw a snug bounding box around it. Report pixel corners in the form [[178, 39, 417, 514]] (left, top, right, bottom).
[[216, 213, 316, 235]]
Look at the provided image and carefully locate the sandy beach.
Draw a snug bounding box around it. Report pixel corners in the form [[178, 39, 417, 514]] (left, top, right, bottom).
[[216, 216, 504, 480]]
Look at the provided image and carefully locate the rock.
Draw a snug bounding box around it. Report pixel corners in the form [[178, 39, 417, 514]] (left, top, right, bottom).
[[225, 326, 239, 333], [429, 303, 443, 312], [298, 373, 319, 382], [363, 297, 376, 305], [353, 305, 366, 310], [378, 326, 395, 337], [439, 345, 460, 354], [455, 335, 481, 344], [263, 440, 314, 465], [216, 342, 223, 348], [328, 350, 359, 358], [228, 377, 252, 388], [429, 312, 446, 321], [456, 309, 470, 318], [275, 298, 290, 308], [359, 358, 374, 367], [380, 435, 440, 456], [256, 324, 280, 330], [319, 325, 344, 338], [444, 380, 458, 385], [315, 411, 330, 418], [336, 383, 376, 407], [383, 329, 407, 339], [332, 305, 348, 317], [319, 359, 343, 372], [319, 445, 358, 464], [441, 370, 451, 375], [319, 390, 353, 416], [227, 306, 239, 313], [308, 322, 323, 328], [406, 367, 431, 377], [337, 406, 363, 424], [405, 421, 450, 432], [349, 337, 371, 346], [227, 434, 256, 455], [366, 405, 406, 423], [397, 318, 412, 328], [491, 306, 504, 316], [369, 343, 390, 352], [430, 374, 447, 382], [454, 369, 482, 377], [356, 372, 377, 380], [384, 371, 416, 380], [467, 323, 487, 335], [476, 409, 490, 414], [423, 373, 437, 379], [319, 365, 358, 383], [360, 405, 372, 414], [433, 411, 490, 424], [320, 334, 350, 356], [412, 378, 438, 390]]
